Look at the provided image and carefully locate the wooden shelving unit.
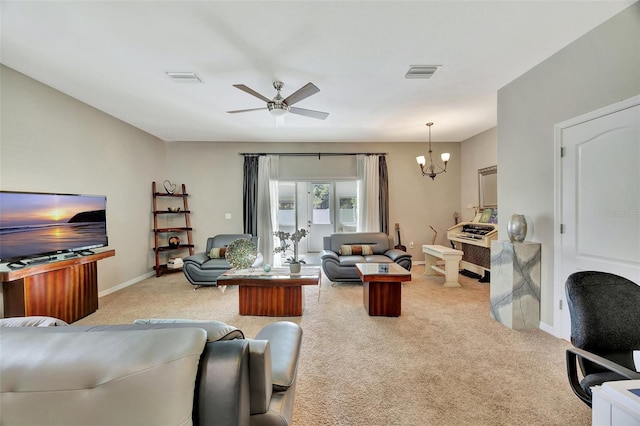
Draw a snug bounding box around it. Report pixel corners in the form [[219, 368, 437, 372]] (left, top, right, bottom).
[[152, 182, 194, 277]]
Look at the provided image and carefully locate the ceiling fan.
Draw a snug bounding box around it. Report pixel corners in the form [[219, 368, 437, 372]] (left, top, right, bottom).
[[227, 81, 329, 120]]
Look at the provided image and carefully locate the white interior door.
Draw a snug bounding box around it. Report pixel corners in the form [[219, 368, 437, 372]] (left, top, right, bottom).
[[555, 97, 640, 340]]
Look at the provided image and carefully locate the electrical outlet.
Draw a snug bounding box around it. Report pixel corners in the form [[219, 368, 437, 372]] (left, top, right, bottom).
[[409, 241, 414, 248], [225, 213, 232, 220]]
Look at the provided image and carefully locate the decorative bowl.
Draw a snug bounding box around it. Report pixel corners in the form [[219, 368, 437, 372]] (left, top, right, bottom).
[[168, 207, 181, 213], [168, 235, 180, 248], [225, 238, 257, 270]]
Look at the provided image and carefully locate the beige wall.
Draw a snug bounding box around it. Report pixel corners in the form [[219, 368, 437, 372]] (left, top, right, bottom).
[[497, 2, 640, 330], [166, 141, 462, 262], [1, 65, 167, 294], [460, 127, 498, 223]]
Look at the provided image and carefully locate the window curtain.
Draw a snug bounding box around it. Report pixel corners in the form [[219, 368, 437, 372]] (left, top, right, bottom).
[[242, 155, 259, 236], [357, 154, 380, 232], [378, 155, 389, 235], [257, 155, 279, 265]]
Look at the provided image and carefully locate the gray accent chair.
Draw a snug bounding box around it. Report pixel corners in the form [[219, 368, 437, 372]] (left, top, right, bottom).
[[183, 234, 263, 288], [320, 232, 412, 282], [565, 271, 640, 407]]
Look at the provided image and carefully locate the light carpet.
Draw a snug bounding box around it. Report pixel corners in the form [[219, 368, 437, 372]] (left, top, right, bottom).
[[76, 265, 591, 425]]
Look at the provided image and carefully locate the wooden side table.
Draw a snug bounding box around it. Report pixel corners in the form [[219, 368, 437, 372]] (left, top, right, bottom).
[[355, 263, 411, 317]]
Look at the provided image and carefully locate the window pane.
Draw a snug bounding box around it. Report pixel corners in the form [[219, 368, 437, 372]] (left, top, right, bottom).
[[312, 183, 331, 225]]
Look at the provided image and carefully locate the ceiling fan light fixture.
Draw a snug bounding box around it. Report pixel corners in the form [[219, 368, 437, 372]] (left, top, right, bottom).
[[405, 65, 441, 79], [268, 102, 289, 116]]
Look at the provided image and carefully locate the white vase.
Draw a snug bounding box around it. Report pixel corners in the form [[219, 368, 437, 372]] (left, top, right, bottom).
[[507, 214, 527, 242]]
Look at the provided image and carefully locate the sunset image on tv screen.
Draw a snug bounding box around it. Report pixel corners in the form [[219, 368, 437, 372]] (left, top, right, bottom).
[[0, 192, 107, 261]]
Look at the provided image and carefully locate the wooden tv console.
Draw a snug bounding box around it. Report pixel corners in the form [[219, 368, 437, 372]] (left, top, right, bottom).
[[0, 250, 115, 323]]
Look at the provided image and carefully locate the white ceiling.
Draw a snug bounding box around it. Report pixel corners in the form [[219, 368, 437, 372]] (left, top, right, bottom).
[[1, 1, 635, 143]]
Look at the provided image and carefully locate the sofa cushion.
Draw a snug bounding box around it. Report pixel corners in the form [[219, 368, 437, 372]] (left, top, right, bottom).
[[339, 244, 373, 256], [0, 316, 69, 327], [0, 328, 206, 426], [208, 247, 227, 258], [133, 319, 244, 341], [364, 255, 394, 264], [200, 258, 232, 270], [338, 255, 366, 266]]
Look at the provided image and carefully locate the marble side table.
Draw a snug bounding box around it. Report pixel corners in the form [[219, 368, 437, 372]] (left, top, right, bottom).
[[490, 241, 541, 330]]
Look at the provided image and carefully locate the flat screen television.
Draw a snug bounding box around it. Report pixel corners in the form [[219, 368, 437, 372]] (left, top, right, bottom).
[[0, 191, 108, 263]]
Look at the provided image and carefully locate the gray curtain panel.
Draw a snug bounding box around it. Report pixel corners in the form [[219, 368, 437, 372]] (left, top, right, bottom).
[[378, 155, 389, 235], [243, 155, 259, 236]]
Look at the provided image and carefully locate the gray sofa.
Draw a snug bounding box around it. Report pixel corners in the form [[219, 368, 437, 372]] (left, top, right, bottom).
[[0, 317, 302, 426], [320, 232, 412, 282], [183, 234, 263, 288]]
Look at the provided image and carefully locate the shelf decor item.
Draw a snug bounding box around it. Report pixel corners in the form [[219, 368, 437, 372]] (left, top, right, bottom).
[[273, 228, 308, 274], [225, 238, 257, 270], [507, 214, 527, 242], [163, 180, 177, 194], [168, 207, 181, 213], [168, 235, 181, 248]]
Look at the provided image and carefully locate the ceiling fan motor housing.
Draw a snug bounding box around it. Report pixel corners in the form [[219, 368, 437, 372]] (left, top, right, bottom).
[[268, 102, 289, 115]]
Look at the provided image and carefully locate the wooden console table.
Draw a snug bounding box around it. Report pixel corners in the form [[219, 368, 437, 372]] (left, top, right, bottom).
[[0, 250, 115, 323]]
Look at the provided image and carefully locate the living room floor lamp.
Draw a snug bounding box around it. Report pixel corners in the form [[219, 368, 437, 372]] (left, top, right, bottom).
[[416, 122, 450, 180]]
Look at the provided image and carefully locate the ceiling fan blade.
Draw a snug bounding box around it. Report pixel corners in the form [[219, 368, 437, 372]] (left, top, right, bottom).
[[283, 82, 320, 106], [227, 107, 267, 114], [232, 84, 271, 103], [289, 107, 329, 120]]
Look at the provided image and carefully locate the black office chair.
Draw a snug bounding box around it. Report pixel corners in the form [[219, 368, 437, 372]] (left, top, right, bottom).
[[565, 271, 640, 407]]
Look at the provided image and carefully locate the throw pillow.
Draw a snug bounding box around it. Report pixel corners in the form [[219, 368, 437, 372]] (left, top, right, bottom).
[[208, 247, 227, 258], [339, 244, 373, 256]]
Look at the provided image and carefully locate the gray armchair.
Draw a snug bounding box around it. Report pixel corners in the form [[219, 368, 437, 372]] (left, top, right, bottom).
[[182, 234, 262, 288], [565, 271, 640, 407]]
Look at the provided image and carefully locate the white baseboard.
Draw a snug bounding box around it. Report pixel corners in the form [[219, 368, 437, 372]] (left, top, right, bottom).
[[538, 321, 564, 339], [99, 271, 154, 298]]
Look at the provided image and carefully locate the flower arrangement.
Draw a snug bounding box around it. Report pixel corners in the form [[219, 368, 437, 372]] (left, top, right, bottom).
[[273, 228, 308, 264]]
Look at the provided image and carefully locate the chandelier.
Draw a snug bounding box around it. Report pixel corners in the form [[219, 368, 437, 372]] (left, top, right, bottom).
[[416, 122, 450, 180]]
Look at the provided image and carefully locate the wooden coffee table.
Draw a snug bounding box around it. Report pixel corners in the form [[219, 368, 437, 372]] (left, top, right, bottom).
[[355, 263, 411, 317], [217, 267, 320, 316]]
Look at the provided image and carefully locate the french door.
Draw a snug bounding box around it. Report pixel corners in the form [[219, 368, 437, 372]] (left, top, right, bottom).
[[277, 180, 357, 258]]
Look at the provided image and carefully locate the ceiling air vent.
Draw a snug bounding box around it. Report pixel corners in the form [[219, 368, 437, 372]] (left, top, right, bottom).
[[166, 72, 203, 83], [405, 65, 441, 79]]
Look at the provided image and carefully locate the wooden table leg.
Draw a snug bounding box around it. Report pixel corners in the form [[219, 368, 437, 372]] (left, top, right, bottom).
[[363, 281, 401, 317]]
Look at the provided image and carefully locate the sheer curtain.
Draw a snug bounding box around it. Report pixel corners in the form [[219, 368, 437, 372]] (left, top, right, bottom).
[[357, 154, 380, 232], [257, 155, 279, 265]]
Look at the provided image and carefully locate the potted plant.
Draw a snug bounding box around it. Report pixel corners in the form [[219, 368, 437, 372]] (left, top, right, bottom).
[[273, 228, 308, 273]]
